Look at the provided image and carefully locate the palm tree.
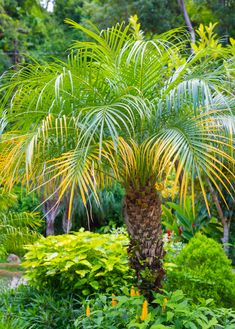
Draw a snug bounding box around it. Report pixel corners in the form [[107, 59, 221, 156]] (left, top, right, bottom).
[[0, 17, 234, 298]]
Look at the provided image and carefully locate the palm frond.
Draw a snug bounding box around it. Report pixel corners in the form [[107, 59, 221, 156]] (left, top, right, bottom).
[[148, 113, 235, 213]]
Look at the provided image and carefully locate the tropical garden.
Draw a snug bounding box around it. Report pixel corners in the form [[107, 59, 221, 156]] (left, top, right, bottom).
[[0, 1, 235, 328]]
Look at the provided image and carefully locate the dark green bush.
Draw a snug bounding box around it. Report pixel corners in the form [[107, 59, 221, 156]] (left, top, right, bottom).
[[0, 286, 80, 329], [23, 230, 134, 295], [165, 233, 235, 308]]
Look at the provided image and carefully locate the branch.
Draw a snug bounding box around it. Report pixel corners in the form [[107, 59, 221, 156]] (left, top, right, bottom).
[[177, 0, 195, 45]]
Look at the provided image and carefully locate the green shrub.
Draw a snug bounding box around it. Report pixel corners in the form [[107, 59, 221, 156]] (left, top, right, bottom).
[[1, 286, 235, 329], [0, 286, 80, 329], [23, 230, 134, 295], [75, 290, 235, 328], [165, 233, 235, 308]]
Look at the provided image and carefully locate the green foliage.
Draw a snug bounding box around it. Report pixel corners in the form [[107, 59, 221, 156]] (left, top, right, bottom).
[[0, 211, 42, 256], [75, 293, 145, 328], [23, 231, 134, 295], [75, 290, 235, 328], [0, 0, 76, 72], [0, 244, 7, 259], [165, 234, 235, 308], [162, 197, 221, 241], [0, 318, 26, 329], [0, 187, 42, 256], [83, 0, 183, 34], [0, 188, 17, 211], [191, 23, 222, 54], [0, 0, 235, 75], [1, 19, 234, 226], [186, 0, 235, 39], [10, 185, 40, 213], [72, 184, 124, 231], [0, 285, 80, 329], [1, 286, 235, 329]]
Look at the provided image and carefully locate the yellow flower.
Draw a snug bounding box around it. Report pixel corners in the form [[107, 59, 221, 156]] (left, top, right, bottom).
[[140, 300, 148, 321], [86, 305, 91, 317], [111, 293, 117, 306], [162, 297, 168, 312], [130, 286, 136, 297]]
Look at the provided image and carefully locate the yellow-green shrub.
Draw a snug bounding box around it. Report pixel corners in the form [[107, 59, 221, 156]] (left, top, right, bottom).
[[23, 230, 133, 295]]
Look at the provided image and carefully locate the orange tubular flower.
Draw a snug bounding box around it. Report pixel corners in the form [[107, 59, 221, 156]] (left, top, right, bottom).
[[140, 300, 148, 321], [86, 305, 91, 317], [111, 293, 118, 306]]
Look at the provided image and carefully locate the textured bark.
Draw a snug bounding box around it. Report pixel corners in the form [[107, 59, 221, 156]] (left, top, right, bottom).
[[42, 198, 60, 236], [124, 185, 165, 300], [62, 196, 72, 234]]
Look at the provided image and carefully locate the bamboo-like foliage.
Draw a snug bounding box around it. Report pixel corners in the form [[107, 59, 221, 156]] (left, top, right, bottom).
[[0, 17, 234, 218]]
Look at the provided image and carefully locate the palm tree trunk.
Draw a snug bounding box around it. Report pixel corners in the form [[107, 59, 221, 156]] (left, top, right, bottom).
[[124, 184, 165, 300]]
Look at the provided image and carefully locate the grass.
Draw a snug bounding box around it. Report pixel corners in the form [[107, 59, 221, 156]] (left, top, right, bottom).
[[0, 276, 11, 292]]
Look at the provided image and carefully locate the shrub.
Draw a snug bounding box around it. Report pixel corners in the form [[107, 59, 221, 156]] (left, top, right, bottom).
[[0, 285, 80, 329], [23, 230, 134, 295], [1, 286, 235, 329], [165, 233, 235, 308]]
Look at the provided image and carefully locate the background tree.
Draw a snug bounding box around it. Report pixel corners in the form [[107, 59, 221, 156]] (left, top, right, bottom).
[[186, 0, 235, 40], [82, 0, 183, 34]]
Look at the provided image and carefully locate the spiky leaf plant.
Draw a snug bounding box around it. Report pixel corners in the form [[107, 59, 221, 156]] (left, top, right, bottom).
[[0, 212, 42, 257]]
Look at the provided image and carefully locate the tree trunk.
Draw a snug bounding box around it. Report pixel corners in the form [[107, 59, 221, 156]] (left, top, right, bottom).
[[124, 185, 165, 300], [42, 198, 60, 236], [177, 0, 195, 45], [46, 216, 55, 236], [62, 196, 72, 234], [222, 220, 231, 255], [206, 178, 231, 255]]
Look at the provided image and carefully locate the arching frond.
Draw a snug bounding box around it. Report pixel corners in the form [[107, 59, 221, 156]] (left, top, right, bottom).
[[148, 113, 235, 213]]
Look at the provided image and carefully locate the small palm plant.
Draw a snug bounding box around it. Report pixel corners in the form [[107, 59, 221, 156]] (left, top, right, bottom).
[[0, 189, 42, 257], [0, 17, 234, 297], [0, 211, 42, 257]]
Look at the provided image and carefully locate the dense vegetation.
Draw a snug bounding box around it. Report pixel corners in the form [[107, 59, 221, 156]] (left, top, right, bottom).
[[0, 1, 234, 328], [1, 0, 235, 71]]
